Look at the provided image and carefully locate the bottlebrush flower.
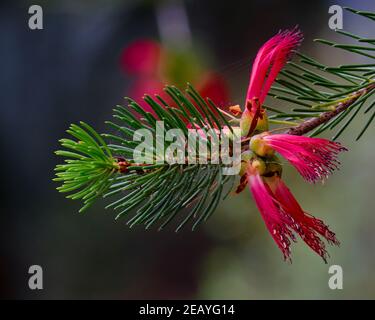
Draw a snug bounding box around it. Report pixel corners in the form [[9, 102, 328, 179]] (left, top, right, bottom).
[[120, 39, 162, 76], [241, 29, 303, 136], [250, 133, 347, 183], [247, 163, 339, 262]]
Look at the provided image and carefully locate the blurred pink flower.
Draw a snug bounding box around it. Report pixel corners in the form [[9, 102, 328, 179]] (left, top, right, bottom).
[[119, 38, 230, 118], [248, 170, 339, 262], [120, 39, 162, 76], [197, 72, 230, 108], [127, 78, 166, 115]]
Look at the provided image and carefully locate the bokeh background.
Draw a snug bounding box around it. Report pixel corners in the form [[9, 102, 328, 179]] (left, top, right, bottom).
[[0, 0, 374, 299]]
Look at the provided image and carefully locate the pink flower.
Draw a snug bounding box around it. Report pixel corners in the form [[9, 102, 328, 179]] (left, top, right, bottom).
[[198, 72, 230, 109], [119, 39, 162, 76], [241, 29, 303, 136], [125, 78, 173, 117], [120, 39, 230, 121], [246, 29, 303, 105], [248, 169, 339, 262], [253, 133, 347, 183]]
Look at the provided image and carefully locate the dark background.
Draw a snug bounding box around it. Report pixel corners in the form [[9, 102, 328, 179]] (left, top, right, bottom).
[[0, 0, 374, 299]]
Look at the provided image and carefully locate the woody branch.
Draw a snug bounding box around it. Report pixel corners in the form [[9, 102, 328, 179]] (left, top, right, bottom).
[[286, 82, 375, 136]]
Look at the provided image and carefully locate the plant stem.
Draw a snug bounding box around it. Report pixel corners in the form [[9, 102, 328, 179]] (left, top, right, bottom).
[[286, 82, 375, 136]]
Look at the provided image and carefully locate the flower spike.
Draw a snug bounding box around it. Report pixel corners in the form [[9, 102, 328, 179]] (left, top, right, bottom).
[[248, 171, 295, 261], [241, 28, 303, 136], [248, 165, 339, 262], [246, 28, 303, 105], [251, 133, 348, 183]]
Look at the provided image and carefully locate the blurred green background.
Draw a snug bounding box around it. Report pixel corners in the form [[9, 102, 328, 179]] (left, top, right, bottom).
[[0, 0, 374, 299]]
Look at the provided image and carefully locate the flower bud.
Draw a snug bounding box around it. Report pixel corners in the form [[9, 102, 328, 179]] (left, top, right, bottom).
[[239, 150, 252, 176], [251, 157, 266, 175], [241, 150, 253, 162], [257, 111, 269, 132], [249, 133, 275, 157], [240, 109, 252, 137], [240, 107, 269, 137]]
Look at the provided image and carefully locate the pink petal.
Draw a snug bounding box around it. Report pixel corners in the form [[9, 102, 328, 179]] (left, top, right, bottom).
[[246, 29, 303, 105], [248, 172, 295, 261], [263, 134, 347, 183], [274, 179, 339, 262], [120, 39, 162, 76]]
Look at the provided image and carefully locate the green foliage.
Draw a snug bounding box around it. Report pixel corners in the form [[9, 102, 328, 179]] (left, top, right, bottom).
[[55, 85, 235, 230], [266, 7, 375, 140], [102, 84, 235, 230], [54, 122, 117, 212], [104, 164, 233, 231]]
